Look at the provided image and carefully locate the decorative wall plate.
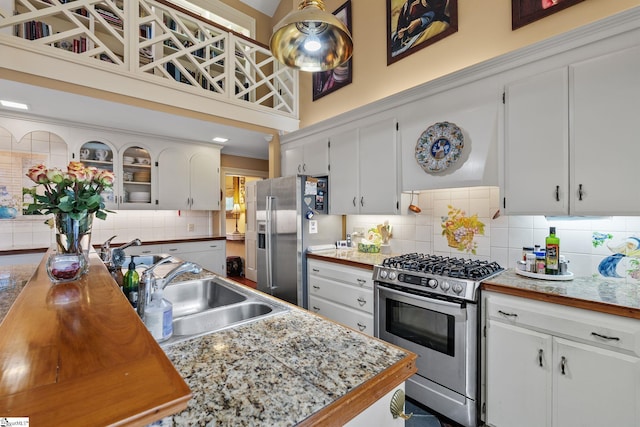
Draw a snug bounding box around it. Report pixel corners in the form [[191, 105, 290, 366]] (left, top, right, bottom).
[[415, 122, 464, 174]]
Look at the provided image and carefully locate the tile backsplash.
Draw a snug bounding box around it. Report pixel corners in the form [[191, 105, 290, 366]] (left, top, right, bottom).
[[1, 210, 213, 250], [347, 187, 640, 282]]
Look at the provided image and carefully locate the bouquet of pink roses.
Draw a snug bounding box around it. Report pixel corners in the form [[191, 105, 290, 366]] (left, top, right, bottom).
[[25, 161, 115, 220]]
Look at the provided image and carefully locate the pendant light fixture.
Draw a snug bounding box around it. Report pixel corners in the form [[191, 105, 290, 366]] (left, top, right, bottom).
[[269, 0, 353, 72]]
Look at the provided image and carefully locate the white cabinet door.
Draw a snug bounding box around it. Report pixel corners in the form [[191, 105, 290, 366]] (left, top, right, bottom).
[[282, 139, 329, 177], [329, 128, 359, 214], [283, 145, 304, 176], [553, 337, 640, 427], [161, 240, 226, 276], [570, 45, 640, 215], [486, 321, 552, 427], [345, 384, 406, 427], [157, 148, 190, 210], [358, 118, 399, 214], [190, 151, 220, 210], [302, 138, 329, 176], [503, 67, 569, 215]]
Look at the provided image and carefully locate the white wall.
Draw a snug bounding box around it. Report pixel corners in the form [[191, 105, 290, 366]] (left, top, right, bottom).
[[347, 187, 640, 282]]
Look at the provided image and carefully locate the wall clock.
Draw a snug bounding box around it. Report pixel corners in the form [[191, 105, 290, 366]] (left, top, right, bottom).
[[415, 121, 464, 174]]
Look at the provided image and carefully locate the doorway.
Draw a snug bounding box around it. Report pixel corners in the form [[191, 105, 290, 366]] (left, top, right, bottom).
[[221, 167, 266, 283]]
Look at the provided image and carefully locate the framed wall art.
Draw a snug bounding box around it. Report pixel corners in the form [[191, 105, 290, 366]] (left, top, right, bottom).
[[512, 0, 586, 30], [387, 0, 458, 66], [312, 0, 352, 101]]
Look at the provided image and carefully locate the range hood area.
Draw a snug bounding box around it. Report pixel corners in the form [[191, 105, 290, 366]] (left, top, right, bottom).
[[398, 78, 501, 191]]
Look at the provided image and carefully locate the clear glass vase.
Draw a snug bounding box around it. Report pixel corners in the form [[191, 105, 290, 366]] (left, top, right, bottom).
[[46, 253, 86, 284], [53, 212, 94, 275]]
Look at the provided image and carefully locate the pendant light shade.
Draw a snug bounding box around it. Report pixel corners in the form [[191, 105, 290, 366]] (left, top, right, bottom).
[[269, 0, 353, 72]]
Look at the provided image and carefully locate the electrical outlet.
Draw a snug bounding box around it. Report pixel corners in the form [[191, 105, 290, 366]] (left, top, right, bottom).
[[187, 223, 195, 232]]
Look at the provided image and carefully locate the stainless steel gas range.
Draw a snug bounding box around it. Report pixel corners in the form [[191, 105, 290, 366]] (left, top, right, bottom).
[[373, 254, 503, 427]]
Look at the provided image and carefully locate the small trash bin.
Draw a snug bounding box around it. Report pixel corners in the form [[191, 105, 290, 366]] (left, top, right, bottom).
[[226, 256, 243, 277]]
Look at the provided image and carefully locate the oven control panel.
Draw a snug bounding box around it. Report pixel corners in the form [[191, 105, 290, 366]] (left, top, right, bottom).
[[374, 268, 469, 298]]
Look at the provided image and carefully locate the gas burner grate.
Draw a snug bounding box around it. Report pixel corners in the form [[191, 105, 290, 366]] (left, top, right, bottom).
[[381, 254, 503, 281]]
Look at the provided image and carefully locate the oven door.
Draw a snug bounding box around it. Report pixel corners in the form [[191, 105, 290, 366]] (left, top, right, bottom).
[[375, 283, 476, 399]]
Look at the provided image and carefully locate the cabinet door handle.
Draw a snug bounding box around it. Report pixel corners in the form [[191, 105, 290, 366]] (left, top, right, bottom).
[[297, 164, 301, 173], [356, 322, 366, 331], [312, 306, 320, 312], [560, 356, 567, 375], [360, 196, 364, 207], [168, 248, 178, 252], [312, 268, 320, 273], [538, 349, 544, 367], [578, 184, 584, 201], [357, 297, 366, 306], [302, 163, 306, 172], [312, 285, 320, 290], [498, 310, 518, 318], [352, 197, 356, 207], [209, 245, 217, 248], [142, 250, 152, 254], [591, 332, 620, 341], [555, 185, 560, 202], [356, 278, 366, 286]]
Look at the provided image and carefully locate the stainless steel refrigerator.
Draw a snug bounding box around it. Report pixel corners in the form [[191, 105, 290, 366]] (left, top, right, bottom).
[[256, 175, 342, 308]]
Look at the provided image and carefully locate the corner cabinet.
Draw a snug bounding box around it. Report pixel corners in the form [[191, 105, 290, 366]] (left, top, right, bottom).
[[307, 259, 375, 336], [328, 118, 399, 215], [157, 147, 221, 210], [282, 138, 329, 177], [483, 292, 640, 427], [502, 45, 640, 216]]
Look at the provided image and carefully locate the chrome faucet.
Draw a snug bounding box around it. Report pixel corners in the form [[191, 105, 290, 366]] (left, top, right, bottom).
[[99, 235, 117, 264], [137, 259, 202, 318]]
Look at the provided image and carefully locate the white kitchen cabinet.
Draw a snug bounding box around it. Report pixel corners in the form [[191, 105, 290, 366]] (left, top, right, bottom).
[[161, 240, 226, 276], [484, 292, 640, 427], [329, 118, 399, 215], [503, 45, 640, 215], [307, 259, 374, 336], [345, 384, 407, 427], [157, 147, 221, 210], [282, 138, 329, 177]]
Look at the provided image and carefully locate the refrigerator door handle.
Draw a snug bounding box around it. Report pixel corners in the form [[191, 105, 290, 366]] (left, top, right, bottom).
[[265, 196, 277, 291]]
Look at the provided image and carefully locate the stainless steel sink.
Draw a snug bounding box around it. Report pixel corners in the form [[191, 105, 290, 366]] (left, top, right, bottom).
[[164, 278, 247, 317], [172, 302, 274, 336], [159, 277, 289, 347]]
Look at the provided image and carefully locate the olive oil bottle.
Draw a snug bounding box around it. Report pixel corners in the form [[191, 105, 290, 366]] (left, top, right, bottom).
[[545, 227, 560, 275]]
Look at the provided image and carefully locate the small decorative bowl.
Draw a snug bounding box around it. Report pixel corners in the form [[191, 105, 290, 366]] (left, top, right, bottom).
[[358, 242, 380, 253]]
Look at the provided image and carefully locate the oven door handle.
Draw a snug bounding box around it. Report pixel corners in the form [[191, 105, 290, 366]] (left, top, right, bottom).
[[377, 284, 467, 318]]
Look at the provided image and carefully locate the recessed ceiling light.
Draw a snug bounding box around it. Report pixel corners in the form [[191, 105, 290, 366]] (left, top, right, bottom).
[[0, 100, 29, 110], [212, 137, 228, 143]]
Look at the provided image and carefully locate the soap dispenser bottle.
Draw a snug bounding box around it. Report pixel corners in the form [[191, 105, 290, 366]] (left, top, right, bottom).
[[123, 256, 139, 308], [144, 278, 173, 342]]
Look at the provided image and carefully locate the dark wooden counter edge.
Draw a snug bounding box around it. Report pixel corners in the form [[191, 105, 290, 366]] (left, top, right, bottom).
[[0, 236, 226, 256], [481, 282, 640, 320], [306, 253, 375, 270], [299, 351, 417, 427], [0, 250, 192, 426]]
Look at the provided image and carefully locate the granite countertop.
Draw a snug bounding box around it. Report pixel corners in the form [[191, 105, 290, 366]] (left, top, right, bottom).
[[307, 248, 399, 269], [0, 264, 37, 321], [483, 269, 640, 319], [156, 300, 413, 426]]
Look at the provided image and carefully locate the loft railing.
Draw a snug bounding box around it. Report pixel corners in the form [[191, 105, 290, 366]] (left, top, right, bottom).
[[0, 0, 298, 118]]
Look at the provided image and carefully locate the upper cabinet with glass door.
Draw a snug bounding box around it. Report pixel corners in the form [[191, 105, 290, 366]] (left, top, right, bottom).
[[78, 141, 117, 209], [121, 146, 153, 208]]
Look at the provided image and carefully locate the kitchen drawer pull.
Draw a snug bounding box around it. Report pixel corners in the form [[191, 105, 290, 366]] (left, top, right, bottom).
[[142, 250, 152, 254], [591, 332, 620, 341], [312, 285, 320, 290], [555, 185, 560, 202], [498, 310, 518, 318], [357, 322, 366, 331], [538, 349, 544, 367], [560, 356, 567, 375], [312, 268, 320, 273], [168, 248, 178, 252], [312, 306, 320, 312], [209, 245, 217, 248], [357, 297, 366, 306], [356, 278, 367, 286]]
